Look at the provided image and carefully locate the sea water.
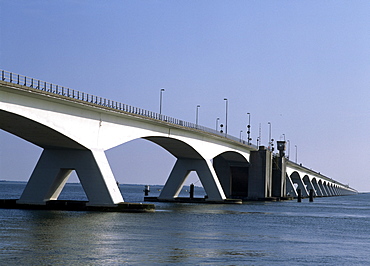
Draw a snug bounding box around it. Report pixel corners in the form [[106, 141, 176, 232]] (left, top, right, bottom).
[[0, 181, 369, 265]]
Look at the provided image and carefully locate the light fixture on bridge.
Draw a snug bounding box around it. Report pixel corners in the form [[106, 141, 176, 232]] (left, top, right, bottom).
[[277, 140, 286, 157], [159, 88, 165, 115], [268, 122, 274, 151], [224, 98, 228, 135], [247, 112, 251, 145]]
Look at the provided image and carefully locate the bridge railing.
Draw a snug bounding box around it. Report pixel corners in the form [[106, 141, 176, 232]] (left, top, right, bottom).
[[1, 70, 257, 149]]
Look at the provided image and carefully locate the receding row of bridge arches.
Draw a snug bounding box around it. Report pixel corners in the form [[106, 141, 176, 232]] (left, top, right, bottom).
[[287, 171, 350, 197]]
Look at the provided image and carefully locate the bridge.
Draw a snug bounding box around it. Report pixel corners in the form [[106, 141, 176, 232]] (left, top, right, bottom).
[[0, 70, 357, 207]]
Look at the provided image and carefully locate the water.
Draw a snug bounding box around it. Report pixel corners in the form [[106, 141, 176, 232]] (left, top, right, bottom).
[[0, 181, 369, 265]]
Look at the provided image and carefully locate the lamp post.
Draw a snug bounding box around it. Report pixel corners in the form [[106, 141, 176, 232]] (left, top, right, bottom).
[[268, 122, 272, 150], [159, 88, 165, 115], [295, 145, 298, 163], [216, 117, 220, 131], [196, 105, 200, 128], [240, 130, 243, 142], [224, 98, 228, 135], [287, 140, 290, 159], [247, 112, 251, 145]]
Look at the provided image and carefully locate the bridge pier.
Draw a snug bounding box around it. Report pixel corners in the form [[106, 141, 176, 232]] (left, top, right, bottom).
[[17, 149, 124, 206], [272, 154, 286, 198], [158, 158, 226, 202], [247, 146, 272, 200]]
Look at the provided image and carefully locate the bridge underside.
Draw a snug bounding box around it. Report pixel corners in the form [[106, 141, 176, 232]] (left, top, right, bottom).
[[0, 110, 85, 149], [145, 137, 227, 201], [213, 152, 250, 199]]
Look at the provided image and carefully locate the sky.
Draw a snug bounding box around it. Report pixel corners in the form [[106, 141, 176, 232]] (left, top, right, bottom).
[[1, 1, 370, 192]]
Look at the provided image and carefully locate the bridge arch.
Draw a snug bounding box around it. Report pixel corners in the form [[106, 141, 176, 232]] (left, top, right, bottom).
[[0, 110, 86, 150], [311, 178, 323, 196], [144, 136, 203, 160], [302, 175, 316, 196], [289, 171, 309, 197]]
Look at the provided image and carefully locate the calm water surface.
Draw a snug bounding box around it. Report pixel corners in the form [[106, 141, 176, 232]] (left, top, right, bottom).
[[0, 182, 369, 265]]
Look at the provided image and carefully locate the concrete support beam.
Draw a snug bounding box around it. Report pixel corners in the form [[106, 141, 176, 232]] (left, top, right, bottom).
[[17, 149, 123, 206], [272, 155, 286, 198], [247, 147, 272, 200], [158, 158, 226, 201]]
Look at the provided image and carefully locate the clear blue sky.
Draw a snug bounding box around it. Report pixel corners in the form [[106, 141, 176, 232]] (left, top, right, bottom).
[[1, 1, 370, 191]]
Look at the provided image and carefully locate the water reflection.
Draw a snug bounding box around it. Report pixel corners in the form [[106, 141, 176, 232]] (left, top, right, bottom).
[[1, 183, 370, 265]]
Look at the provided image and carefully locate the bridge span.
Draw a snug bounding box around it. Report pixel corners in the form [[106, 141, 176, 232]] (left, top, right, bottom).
[[0, 70, 357, 206]]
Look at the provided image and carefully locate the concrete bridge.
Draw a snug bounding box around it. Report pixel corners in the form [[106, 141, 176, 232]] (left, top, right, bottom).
[[0, 70, 357, 206]]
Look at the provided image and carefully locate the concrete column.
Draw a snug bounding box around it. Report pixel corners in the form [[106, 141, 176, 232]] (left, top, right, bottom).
[[247, 147, 272, 200], [272, 155, 286, 198], [158, 158, 226, 201], [17, 149, 124, 206]]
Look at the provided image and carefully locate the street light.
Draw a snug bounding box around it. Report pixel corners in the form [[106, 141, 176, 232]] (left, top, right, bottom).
[[224, 98, 228, 135], [196, 105, 200, 127], [247, 112, 251, 145], [268, 122, 272, 151], [295, 145, 298, 163], [240, 130, 243, 142], [216, 117, 220, 131], [159, 88, 165, 115], [287, 140, 290, 159]]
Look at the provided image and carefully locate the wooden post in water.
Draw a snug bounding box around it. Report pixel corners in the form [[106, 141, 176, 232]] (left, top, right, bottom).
[[297, 188, 302, 202], [190, 183, 194, 199], [309, 189, 314, 202], [144, 185, 150, 196]]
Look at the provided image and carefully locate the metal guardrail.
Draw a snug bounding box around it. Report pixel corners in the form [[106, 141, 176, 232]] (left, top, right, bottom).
[[1, 70, 257, 149]]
